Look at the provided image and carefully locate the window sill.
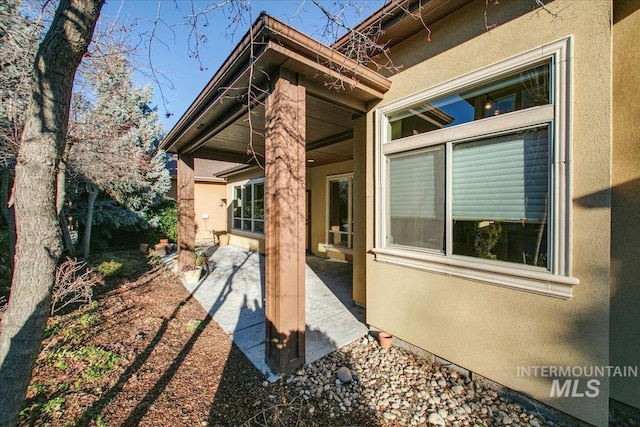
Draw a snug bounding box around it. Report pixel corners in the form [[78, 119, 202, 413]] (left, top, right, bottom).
[[324, 244, 354, 255], [372, 247, 578, 299], [230, 229, 265, 239]]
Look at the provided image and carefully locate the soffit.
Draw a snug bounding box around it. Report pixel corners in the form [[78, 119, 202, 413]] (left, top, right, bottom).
[[161, 14, 390, 158], [193, 94, 355, 167]]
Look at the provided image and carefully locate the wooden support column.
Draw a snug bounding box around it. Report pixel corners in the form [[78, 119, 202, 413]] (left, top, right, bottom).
[[265, 68, 306, 373], [177, 153, 196, 270]]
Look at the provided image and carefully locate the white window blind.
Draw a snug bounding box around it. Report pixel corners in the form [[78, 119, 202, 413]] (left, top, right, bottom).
[[452, 127, 548, 222], [389, 147, 443, 218]]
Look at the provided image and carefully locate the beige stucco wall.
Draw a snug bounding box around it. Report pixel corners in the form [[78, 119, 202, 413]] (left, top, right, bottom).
[[306, 160, 353, 257], [352, 116, 367, 306], [365, 1, 613, 425], [194, 181, 227, 243], [610, 0, 640, 410]]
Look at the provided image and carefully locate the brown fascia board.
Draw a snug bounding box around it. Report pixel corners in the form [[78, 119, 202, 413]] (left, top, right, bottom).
[[217, 164, 259, 179], [332, 0, 474, 52], [160, 13, 390, 154], [263, 16, 390, 94], [194, 177, 226, 183]]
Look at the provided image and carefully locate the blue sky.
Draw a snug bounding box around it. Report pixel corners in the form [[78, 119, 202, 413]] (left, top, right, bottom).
[[100, 0, 385, 131]]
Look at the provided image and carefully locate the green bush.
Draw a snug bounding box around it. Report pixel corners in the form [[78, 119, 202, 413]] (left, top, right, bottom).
[[144, 197, 177, 243]]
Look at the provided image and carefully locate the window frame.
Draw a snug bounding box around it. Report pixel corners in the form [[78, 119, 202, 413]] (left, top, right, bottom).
[[326, 173, 354, 250], [373, 37, 578, 299], [231, 178, 265, 235]]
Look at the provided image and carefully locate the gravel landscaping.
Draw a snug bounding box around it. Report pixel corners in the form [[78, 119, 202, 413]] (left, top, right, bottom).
[[273, 335, 590, 427]]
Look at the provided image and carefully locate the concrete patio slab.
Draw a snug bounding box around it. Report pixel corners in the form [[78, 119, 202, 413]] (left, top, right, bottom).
[[182, 245, 368, 381]]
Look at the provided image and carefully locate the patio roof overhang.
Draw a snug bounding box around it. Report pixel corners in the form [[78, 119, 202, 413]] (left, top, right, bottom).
[[160, 14, 391, 165]]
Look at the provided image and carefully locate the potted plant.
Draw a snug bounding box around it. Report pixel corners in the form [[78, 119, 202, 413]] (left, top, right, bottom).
[[182, 251, 205, 284], [378, 332, 393, 349]]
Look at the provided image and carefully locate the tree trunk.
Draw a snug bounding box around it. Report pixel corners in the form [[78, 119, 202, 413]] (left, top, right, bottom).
[[0, 1, 104, 425], [82, 183, 98, 259], [0, 167, 16, 274]]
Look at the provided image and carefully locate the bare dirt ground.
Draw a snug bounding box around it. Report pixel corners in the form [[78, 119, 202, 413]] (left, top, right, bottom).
[[15, 252, 376, 427]]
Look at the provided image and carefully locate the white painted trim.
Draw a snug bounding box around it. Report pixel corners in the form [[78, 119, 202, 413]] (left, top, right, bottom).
[[372, 247, 578, 299], [374, 37, 574, 298], [382, 105, 554, 156], [231, 178, 265, 234], [377, 36, 572, 117]]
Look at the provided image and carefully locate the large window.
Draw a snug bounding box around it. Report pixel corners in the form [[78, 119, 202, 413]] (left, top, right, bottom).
[[232, 180, 264, 233], [375, 38, 578, 298]]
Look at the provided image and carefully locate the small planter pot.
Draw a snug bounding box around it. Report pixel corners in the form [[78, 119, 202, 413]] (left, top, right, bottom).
[[139, 243, 149, 253], [183, 267, 203, 285], [378, 332, 393, 349], [159, 238, 169, 245], [218, 234, 230, 247]]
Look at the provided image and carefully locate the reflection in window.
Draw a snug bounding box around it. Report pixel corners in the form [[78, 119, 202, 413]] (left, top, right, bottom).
[[387, 63, 550, 140]]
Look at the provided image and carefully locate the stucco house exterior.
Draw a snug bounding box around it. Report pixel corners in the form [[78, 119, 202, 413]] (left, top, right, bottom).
[[166, 155, 239, 243], [160, 1, 640, 425]]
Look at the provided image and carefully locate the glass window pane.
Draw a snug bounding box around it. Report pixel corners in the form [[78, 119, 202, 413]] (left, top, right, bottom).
[[388, 146, 445, 250], [233, 219, 241, 229], [329, 230, 348, 247], [329, 179, 349, 236], [254, 183, 264, 220], [388, 63, 550, 141], [452, 221, 548, 268], [243, 186, 253, 220], [254, 220, 264, 233], [233, 187, 242, 218], [452, 127, 549, 268], [452, 126, 549, 221]]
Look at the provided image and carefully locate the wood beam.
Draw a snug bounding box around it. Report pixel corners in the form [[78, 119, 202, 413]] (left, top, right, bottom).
[[192, 148, 254, 164], [177, 153, 195, 270], [264, 68, 306, 373], [306, 130, 353, 151]]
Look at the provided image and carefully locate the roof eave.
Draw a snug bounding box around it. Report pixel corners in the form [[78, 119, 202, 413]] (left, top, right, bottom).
[[161, 14, 390, 154]]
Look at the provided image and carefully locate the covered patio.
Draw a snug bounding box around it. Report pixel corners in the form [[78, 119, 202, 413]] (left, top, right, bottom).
[[182, 245, 367, 380], [160, 14, 389, 373]]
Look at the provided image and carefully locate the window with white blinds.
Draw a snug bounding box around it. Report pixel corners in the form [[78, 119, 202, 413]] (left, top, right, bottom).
[[388, 147, 444, 249], [374, 37, 576, 298], [452, 127, 548, 222]]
